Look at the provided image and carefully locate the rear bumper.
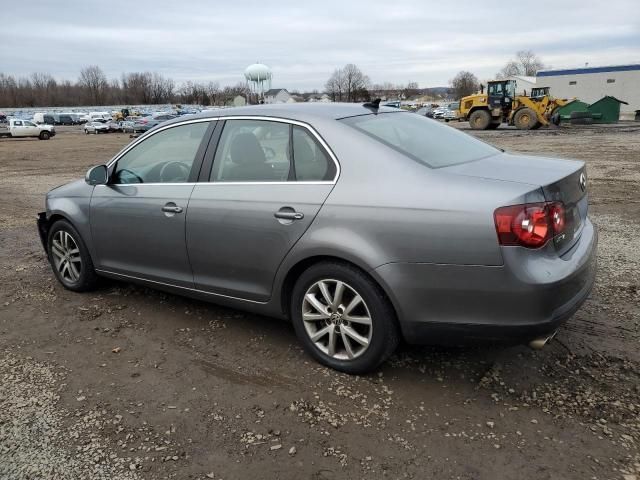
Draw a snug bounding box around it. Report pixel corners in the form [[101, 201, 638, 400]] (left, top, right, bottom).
[[375, 218, 598, 345]]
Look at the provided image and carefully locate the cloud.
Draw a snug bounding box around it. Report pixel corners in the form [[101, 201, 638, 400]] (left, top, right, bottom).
[[1, 0, 638, 90]]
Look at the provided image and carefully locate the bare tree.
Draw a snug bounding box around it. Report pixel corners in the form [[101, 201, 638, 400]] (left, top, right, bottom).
[[205, 81, 220, 106], [497, 50, 545, 78], [79, 65, 108, 105], [342, 64, 369, 102], [325, 68, 344, 102], [450, 71, 479, 100], [325, 64, 369, 102], [403, 81, 420, 99]]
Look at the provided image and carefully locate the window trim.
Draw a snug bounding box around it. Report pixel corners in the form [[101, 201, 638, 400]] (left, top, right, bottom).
[[106, 118, 216, 186], [105, 115, 341, 186], [204, 116, 340, 185]]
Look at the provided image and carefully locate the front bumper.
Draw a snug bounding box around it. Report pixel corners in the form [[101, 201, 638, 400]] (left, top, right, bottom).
[[375, 218, 598, 345]]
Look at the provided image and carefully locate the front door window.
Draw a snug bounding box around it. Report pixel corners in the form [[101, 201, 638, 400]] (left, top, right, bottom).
[[113, 122, 210, 184]]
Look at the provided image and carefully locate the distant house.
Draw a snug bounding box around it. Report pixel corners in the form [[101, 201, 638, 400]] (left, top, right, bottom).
[[264, 89, 292, 104], [308, 93, 331, 103], [233, 95, 247, 107]]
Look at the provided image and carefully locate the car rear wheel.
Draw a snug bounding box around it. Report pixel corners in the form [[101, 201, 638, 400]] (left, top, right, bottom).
[[47, 220, 99, 292], [291, 262, 399, 374]]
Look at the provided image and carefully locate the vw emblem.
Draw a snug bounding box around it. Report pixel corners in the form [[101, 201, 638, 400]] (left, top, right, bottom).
[[579, 172, 587, 192]]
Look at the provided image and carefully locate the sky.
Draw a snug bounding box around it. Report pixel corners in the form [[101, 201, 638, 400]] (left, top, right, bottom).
[[2, 0, 639, 91]]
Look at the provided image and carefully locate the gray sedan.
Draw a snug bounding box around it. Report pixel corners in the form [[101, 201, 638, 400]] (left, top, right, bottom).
[[38, 103, 597, 373]]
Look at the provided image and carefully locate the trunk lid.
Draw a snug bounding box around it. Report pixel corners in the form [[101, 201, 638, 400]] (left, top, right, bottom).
[[443, 153, 588, 254]]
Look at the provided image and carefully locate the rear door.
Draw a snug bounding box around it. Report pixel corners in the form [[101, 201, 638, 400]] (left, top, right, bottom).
[[90, 119, 215, 287], [186, 118, 338, 301]]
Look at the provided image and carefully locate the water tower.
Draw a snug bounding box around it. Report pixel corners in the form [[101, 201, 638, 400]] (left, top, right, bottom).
[[244, 63, 272, 102]]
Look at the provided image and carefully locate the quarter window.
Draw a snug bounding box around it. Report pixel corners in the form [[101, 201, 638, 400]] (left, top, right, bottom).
[[212, 120, 291, 182], [292, 126, 335, 181], [112, 122, 210, 184]]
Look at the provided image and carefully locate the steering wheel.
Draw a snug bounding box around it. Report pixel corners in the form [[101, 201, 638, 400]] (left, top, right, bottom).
[[117, 168, 144, 184], [159, 161, 190, 183], [262, 146, 276, 160]]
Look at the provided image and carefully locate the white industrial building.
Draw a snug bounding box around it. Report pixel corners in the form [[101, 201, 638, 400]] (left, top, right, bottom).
[[536, 64, 640, 114], [506, 75, 537, 96]]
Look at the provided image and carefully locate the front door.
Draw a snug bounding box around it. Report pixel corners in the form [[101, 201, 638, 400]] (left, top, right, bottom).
[[187, 119, 337, 301], [90, 120, 214, 287]]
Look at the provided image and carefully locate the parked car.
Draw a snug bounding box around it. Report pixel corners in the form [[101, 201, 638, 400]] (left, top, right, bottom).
[[57, 114, 75, 125], [83, 121, 110, 134], [131, 118, 161, 133], [120, 120, 136, 133], [33, 112, 56, 125], [106, 120, 122, 133], [89, 112, 112, 121], [415, 106, 435, 118], [1, 118, 55, 139], [432, 105, 449, 119], [443, 103, 461, 122], [38, 103, 597, 374]]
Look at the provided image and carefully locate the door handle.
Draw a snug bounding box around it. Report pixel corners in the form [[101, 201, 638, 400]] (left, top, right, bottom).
[[162, 205, 183, 213], [274, 211, 304, 220]]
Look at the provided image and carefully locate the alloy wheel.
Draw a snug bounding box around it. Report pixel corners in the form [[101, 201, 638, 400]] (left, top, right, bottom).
[[302, 279, 373, 360], [51, 230, 82, 283]]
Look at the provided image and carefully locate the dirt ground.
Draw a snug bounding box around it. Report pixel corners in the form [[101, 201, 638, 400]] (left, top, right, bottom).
[[1, 122, 639, 480]]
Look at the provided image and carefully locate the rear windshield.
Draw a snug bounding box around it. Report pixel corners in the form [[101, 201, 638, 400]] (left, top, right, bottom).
[[340, 112, 499, 168]]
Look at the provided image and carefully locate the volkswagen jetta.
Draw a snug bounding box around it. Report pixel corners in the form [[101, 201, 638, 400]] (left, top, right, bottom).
[[38, 103, 597, 373]]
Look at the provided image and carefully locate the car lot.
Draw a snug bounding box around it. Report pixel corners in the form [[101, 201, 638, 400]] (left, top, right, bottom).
[[1, 124, 639, 479]]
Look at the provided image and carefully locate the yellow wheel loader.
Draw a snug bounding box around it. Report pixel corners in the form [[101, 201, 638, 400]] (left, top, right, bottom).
[[459, 80, 568, 130]]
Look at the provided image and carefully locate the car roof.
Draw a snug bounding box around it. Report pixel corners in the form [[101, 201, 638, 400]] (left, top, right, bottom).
[[162, 102, 401, 127]]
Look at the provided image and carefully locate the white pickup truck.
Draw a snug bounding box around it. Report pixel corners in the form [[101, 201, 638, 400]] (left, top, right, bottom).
[[0, 118, 56, 140]]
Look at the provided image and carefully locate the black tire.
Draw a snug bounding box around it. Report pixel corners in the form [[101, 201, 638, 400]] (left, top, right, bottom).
[[39, 131, 50, 140], [47, 219, 99, 292], [531, 121, 542, 130], [513, 108, 538, 130], [468, 109, 492, 130], [570, 111, 592, 120], [290, 261, 399, 374], [571, 117, 594, 125], [487, 122, 501, 130]]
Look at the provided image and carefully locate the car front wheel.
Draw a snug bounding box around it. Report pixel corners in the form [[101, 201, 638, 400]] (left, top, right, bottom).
[[291, 262, 399, 374], [47, 220, 99, 292]]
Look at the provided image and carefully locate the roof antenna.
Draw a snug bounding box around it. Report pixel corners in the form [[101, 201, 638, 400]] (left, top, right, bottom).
[[363, 98, 381, 110]]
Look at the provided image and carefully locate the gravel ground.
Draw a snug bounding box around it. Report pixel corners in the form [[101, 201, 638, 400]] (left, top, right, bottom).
[[0, 122, 639, 480]]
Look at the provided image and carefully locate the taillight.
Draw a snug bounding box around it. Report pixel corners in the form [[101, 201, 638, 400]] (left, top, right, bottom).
[[494, 202, 565, 248]]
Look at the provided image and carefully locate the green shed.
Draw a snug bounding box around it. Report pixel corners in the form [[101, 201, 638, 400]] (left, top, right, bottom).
[[555, 100, 590, 122], [587, 96, 629, 124]]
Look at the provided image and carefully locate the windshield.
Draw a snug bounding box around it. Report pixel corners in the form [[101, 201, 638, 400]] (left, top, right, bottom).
[[340, 112, 499, 168]]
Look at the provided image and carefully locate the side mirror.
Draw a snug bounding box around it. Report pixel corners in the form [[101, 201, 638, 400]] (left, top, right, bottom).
[[85, 165, 108, 186]]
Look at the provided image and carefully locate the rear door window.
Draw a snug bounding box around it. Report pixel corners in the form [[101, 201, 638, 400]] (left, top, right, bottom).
[[292, 126, 336, 181], [211, 120, 291, 182]]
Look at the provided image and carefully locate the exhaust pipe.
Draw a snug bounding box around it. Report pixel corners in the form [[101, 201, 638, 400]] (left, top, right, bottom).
[[528, 330, 558, 350]]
